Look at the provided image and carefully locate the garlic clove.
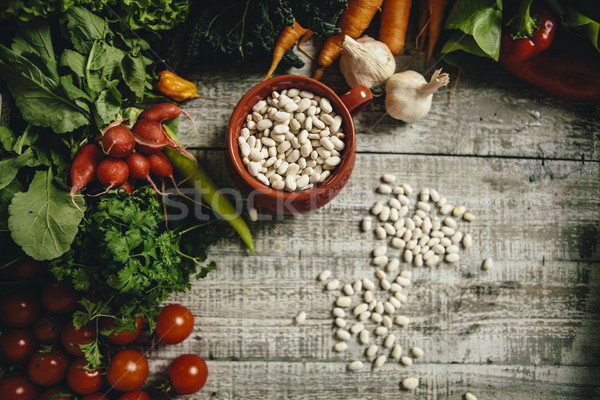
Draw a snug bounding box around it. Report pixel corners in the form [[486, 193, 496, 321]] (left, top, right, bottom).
[[384, 69, 450, 123], [339, 35, 396, 90]]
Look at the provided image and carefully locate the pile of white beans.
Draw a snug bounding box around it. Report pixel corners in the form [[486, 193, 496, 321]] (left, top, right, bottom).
[[292, 175, 488, 396], [239, 88, 345, 192], [362, 175, 482, 269]]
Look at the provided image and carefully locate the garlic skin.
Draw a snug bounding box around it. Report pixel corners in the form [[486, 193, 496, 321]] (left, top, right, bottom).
[[385, 69, 450, 123], [339, 35, 396, 89]]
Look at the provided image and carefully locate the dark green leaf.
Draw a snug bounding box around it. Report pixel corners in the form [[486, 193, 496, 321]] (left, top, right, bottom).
[[8, 169, 85, 260], [0, 179, 24, 223], [0, 44, 90, 133], [443, 0, 503, 60], [62, 6, 110, 54], [93, 88, 121, 126], [60, 75, 92, 102], [59, 49, 87, 78], [0, 126, 16, 152], [0, 148, 40, 189], [120, 54, 146, 100]]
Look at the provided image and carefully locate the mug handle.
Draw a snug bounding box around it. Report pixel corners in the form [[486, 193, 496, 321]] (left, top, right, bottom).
[[339, 85, 373, 117]]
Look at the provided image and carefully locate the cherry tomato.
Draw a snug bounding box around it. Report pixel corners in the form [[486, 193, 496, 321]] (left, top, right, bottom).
[[61, 320, 95, 357], [33, 315, 62, 344], [39, 386, 72, 400], [106, 349, 148, 392], [0, 329, 36, 363], [66, 358, 105, 395], [117, 390, 151, 400], [81, 394, 110, 400], [168, 354, 208, 395], [0, 375, 38, 400], [100, 316, 142, 345], [41, 282, 78, 314], [27, 346, 69, 387], [154, 304, 194, 345], [0, 291, 41, 328], [9, 257, 46, 281]]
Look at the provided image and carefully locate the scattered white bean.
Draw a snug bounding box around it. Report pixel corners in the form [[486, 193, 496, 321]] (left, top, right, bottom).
[[361, 217, 372, 232], [384, 334, 396, 348], [378, 184, 392, 194], [371, 312, 383, 324], [463, 233, 473, 248], [334, 342, 348, 352], [375, 226, 387, 239], [336, 296, 352, 307], [366, 344, 378, 357], [465, 393, 478, 400], [359, 329, 370, 344], [453, 205, 466, 217], [391, 344, 402, 360], [326, 279, 340, 291], [347, 361, 364, 371], [463, 212, 476, 222], [362, 278, 375, 291], [375, 326, 388, 336], [295, 311, 306, 324], [400, 356, 413, 367], [401, 376, 418, 389], [336, 329, 351, 341], [335, 317, 346, 328], [386, 258, 400, 272], [353, 280, 362, 293], [343, 284, 354, 296], [411, 346, 424, 358], [395, 315, 410, 327], [332, 307, 345, 318], [382, 174, 396, 183], [318, 270, 331, 281], [446, 253, 460, 263], [382, 315, 393, 329], [353, 303, 368, 316], [374, 355, 387, 368], [351, 323, 365, 334], [483, 257, 494, 270]]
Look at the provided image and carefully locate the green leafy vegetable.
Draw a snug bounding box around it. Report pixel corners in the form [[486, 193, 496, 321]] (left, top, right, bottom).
[[1, 0, 190, 32], [156, 0, 347, 70], [8, 168, 85, 260]]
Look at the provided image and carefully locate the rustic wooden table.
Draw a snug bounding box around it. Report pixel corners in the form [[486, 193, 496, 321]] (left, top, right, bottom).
[[149, 46, 600, 400]]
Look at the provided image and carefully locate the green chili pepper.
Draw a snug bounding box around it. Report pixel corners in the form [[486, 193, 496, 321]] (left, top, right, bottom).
[[164, 147, 254, 254]]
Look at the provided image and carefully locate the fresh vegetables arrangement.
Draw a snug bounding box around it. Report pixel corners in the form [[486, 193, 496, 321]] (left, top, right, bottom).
[[0, 3, 254, 397], [441, 0, 600, 100]]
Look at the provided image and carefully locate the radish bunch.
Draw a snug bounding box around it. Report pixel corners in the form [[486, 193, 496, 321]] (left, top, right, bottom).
[[69, 103, 193, 198]]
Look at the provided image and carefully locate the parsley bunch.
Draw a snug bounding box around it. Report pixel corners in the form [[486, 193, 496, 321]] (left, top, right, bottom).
[[49, 187, 217, 364]]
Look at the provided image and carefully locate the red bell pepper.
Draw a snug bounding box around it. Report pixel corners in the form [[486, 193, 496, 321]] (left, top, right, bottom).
[[499, 0, 600, 101]]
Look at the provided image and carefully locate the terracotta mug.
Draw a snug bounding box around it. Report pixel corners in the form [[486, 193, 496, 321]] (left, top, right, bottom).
[[225, 75, 372, 215]]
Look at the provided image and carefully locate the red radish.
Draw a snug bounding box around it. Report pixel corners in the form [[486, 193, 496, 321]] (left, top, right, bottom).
[[137, 103, 199, 151], [96, 159, 129, 190], [102, 126, 135, 158], [138, 103, 185, 123], [148, 151, 174, 179], [121, 181, 132, 193], [125, 153, 161, 193], [70, 144, 104, 199], [132, 120, 175, 154]]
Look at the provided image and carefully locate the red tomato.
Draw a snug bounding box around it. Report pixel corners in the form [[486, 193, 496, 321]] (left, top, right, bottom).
[[154, 304, 194, 345], [117, 390, 151, 400], [33, 315, 62, 344], [41, 282, 79, 314], [0, 329, 36, 363], [167, 354, 208, 395], [81, 394, 110, 400], [26, 346, 69, 386], [106, 349, 149, 392], [66, 358, 105, 395], [61, 320, 96, 357], [0, 292, 41, 327], [9, 257, 46, 281], [39, 386, 73, 400], [100, 316, 142, 345], [0, 375, 38, 400]]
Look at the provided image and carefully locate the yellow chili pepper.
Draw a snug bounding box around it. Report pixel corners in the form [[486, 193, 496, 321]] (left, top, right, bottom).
[[157, 70, 200, 102]]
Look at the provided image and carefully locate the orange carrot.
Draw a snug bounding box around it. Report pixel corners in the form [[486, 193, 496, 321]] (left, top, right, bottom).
[[297, 30, 315, 59], [313, 0, 384, 80], [379, 0, 412, 55], [265, 20, 308, 80], [426, 0, 448, 66]]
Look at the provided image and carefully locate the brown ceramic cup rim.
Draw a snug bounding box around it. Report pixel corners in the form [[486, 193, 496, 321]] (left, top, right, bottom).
[[226, 75, 366, 207]]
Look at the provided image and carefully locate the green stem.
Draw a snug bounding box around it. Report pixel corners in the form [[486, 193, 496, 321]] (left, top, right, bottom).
[[507, 0, 540, 40]]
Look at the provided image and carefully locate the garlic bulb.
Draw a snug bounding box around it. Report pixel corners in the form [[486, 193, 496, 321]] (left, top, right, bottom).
[[385, 69, 450, 123], [339, 35, 396, 89]]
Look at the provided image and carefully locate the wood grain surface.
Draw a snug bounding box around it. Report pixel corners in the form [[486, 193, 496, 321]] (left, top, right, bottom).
[[144, 33, 600, 399]]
